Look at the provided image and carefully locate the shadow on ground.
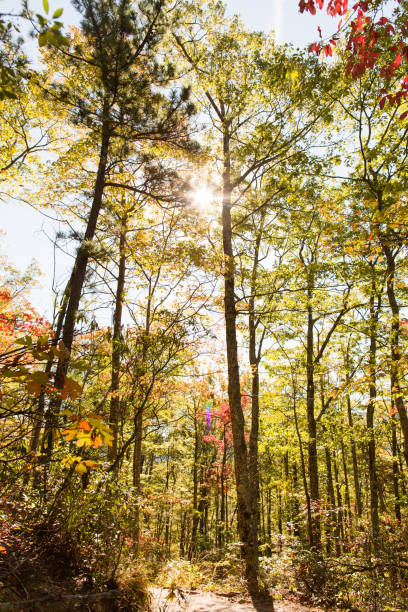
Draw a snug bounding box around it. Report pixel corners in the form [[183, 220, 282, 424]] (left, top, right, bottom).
[[150, 588, 320, 611]]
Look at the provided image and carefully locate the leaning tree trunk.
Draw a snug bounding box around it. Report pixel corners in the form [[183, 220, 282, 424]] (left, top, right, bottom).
[[27, 287, 70, 487], [54, 119, 111, 391], [43, 117, 111, 459]]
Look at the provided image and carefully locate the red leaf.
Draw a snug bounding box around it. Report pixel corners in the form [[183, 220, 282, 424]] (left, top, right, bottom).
[[356, 10, 363, 33], [394, 52, 402, 68]]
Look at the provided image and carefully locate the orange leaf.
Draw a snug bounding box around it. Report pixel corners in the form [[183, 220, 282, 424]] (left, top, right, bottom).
[[27, 380, 41, 396], [78, 419, 91, 431], [92, 435, 103, 448]]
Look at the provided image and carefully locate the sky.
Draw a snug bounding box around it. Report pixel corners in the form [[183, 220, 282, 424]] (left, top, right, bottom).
[[1, 0, 338, 316]]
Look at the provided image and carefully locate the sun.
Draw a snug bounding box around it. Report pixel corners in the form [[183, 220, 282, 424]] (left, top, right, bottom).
[[190, 184, 215, 212]]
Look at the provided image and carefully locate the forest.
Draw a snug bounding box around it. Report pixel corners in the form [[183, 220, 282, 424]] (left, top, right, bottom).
[[1, 0, 408, 610]]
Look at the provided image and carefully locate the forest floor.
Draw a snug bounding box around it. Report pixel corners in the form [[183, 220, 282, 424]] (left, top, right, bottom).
[[150, 588, 321, 611]]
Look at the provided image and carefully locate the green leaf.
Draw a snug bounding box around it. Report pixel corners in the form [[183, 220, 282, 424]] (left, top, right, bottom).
[[36, 13, 47, 26], [43, 0, 49, 14], [38, 33, 48, 47], [15, 335, 32, 347], [31, 371, 49, 385], [53, 8, 63, 18], [70, 359, 89, 372]]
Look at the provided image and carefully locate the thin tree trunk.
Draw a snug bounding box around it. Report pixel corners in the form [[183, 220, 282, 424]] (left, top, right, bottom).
[[248, 224, 264, 557], [109, 215, 127, 464], [220, 424, 227, 548], [305, 272, 320, 549], [347, 392, 363, 518], [367, 286, 380, 551], [28, 288, 70, 487], [392, 415, 402, 522], [324, 445, 337, 555], [378, 193, 408, 468], [332, 450, 343, 551], [190, 413, 199, 557], [340, 439, 351, 527], [292, 382, 313, 548]]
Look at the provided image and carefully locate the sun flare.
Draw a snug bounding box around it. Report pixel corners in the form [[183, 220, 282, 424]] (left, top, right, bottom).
[[190, 184, 215, 212]]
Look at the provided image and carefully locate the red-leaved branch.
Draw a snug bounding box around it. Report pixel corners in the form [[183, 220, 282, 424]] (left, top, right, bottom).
[[300, 0, 408, 109]]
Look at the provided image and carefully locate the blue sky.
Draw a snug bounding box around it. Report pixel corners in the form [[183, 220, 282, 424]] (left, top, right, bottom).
[[1, 0, 338, 315], [226, 0, 336, 46]]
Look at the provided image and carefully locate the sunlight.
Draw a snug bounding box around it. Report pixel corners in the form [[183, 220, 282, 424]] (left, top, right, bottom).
[[190, 184, 215, 213]]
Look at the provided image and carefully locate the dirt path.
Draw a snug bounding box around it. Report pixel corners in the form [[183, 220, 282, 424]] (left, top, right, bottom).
[[150, 588, 319, 611]]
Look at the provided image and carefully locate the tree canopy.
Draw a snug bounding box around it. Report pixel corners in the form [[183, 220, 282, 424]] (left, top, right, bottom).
[[1, 1, 408, 611]]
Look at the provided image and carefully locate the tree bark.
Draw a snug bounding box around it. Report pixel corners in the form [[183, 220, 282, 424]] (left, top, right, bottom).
[[347, 392, 363, 518], [248, 224, 264, 555], [109, 216, 127, 464], [305, 272, 320, 549], [221, 123, 258, 591], [367, 286, 379, 551], [392, 415, 401, 522], [43, 116, 111, 459], [378, 192, 408, 468], [133, 408, 144, 545]]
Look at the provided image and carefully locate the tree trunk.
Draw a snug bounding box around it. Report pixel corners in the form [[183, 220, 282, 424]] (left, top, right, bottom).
[[378, 194, 408, 468], [43, 117, 111, 458], [54, 119, 111, 390], [392, 415, 401, 522], [248, 226, 263, 557], [367, 287, 380, 551], [292, 382, 313, 548], [347, 392, 363, 518], [190, 414, 199, 557], [340, 439, 351, 526], [306, 273, 320, 549], [109, 216, 127, 464], [332, 450, 344, 549], [220, 424, 227, 548], [28, 288, 70, 487], [221, 123, 258, 591], [324, 445, 338, 555], [133, 408, 144, 545]]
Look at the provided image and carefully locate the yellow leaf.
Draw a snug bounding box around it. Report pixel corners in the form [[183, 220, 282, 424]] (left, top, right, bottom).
[[74, 462, 87, 475]]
